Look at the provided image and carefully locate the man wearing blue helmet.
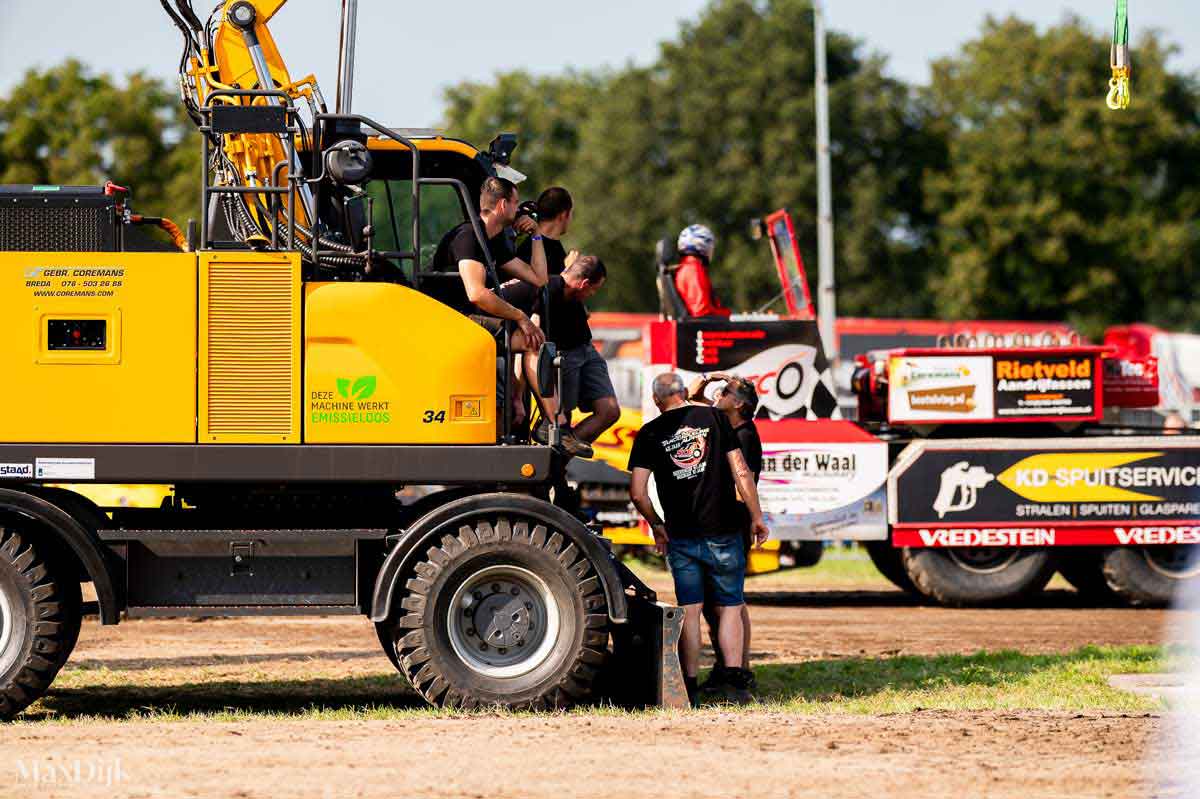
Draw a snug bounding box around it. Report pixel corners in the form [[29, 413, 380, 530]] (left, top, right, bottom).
[[674, 224, 731, 318]]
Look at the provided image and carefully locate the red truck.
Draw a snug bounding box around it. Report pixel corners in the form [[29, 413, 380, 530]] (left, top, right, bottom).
[[582, 210, 1198, 607]]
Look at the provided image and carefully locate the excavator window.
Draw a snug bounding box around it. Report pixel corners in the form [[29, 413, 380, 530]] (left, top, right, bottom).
[[366, 181, 466, 279]]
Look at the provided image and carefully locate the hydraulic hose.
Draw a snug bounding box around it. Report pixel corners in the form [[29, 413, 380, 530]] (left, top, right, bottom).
[[129, 215, 191, 252]]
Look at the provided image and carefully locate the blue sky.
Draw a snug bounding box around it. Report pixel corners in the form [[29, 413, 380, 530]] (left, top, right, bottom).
[[0, 1, 1196, 127]]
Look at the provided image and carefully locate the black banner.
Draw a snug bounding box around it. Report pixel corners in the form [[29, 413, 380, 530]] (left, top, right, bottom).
[[675, 319, 828, 372], [992, 354, 1098, 418], [673, 319, 837, 420], [894, 443, 1200, 525]]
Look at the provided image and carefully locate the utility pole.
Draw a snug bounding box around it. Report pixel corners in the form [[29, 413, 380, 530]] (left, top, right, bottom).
[[813, 1, 838, 365]]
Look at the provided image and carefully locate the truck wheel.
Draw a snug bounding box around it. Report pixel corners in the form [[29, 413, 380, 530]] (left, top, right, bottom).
[[1055, 549, 1118, 602], [782, 541, 824, 568], [902, 547, 1055, 606], [1102, 546, 1200, 607], [387, 516, 609, 709], [0, 527, 77, 720], [865, 541, 917, 594]]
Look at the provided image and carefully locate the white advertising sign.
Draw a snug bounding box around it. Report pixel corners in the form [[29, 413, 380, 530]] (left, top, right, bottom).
[[888, 355, 995, 422], [759, 441, 889, 541]]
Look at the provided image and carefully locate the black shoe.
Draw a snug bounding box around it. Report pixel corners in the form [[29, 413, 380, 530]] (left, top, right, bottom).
[[699, 666, 728, 696], [532, 418, 550, 444], [718, 668, 756, 705]]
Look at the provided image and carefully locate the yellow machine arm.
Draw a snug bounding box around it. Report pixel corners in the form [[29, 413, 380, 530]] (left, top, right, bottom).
[[162, 0, 325, 239]]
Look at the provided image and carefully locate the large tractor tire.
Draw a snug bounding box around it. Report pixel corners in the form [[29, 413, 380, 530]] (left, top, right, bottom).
[[901, 547, 1055, 607], [1101, 546, 1200, 607], [865, 541, 917, 595], [0, 526, 80, 720], [383, 515, 609, 709], [1055, 549, 1118, 603]]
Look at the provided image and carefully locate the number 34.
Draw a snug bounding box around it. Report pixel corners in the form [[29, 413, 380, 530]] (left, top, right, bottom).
[[422, 410, 446, 424]]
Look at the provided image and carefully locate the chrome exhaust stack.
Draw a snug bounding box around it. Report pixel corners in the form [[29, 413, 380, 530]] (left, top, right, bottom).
[[335, 0, 359, 114]]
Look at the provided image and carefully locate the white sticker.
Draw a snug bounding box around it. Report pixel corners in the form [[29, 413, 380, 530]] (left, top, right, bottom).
[[0, 463, 33, 479], [35, 458, 96, 480]]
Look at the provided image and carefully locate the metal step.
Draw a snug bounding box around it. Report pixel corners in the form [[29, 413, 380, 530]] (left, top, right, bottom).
[[125, 605, 361, 618]]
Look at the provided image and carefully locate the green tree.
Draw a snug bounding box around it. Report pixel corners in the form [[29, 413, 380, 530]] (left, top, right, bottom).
[[0, 60, 201, 227], [442, 0, 941, 316], [442, 70, 605, 204], [922, 16, 1200, 335]]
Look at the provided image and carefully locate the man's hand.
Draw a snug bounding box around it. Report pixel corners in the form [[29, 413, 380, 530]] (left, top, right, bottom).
[[516, 314, 546, 351], [651, 522, 669, 557], [750, 515, 770, 547], [565, 249, 581, 268], [514, 217, 539, 236]]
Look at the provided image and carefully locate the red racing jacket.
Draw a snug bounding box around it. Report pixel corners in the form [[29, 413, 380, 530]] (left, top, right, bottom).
[[674, 254, 731, 318]]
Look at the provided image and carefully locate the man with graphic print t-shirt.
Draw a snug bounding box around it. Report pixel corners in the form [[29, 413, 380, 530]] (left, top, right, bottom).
[[628, 372, 769, 706]]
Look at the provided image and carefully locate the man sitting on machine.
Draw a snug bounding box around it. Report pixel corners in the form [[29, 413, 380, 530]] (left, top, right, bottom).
[[430, 177, 548, 351], [430, 177, 551, 433]]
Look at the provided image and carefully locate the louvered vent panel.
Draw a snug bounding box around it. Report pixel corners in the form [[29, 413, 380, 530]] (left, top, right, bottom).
[[202, 257, 298, 441]]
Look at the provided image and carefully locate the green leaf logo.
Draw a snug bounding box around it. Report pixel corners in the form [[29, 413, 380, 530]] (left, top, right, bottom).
[[336, 378, 352, 399], [351, 376, 377, 400]]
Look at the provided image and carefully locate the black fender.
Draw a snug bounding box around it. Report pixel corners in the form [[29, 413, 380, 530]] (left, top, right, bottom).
[[0, 486, 121, 624], [370, 492, 629, 625]]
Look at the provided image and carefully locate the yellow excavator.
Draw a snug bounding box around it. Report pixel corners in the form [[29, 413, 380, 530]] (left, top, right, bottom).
[[0, 0, 685, 719]]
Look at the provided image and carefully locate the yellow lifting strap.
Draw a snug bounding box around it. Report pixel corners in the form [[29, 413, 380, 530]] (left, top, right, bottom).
[[1107, 0, 1130, 110]]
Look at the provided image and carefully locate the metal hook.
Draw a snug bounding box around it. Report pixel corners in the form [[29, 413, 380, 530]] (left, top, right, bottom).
[[1107, 69, 1131, 110]]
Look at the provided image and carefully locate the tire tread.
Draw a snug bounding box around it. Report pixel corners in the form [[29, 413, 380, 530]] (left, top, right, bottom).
[[389, 515, 608, 709], [0, 527, 78, 721]]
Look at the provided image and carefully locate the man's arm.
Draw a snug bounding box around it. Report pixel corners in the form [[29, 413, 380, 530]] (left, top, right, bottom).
[[629, 467, 668, 556], [727, 448, 769, 545], [460, 259, 544, 348], [687, 372, 733, 404], [497, 250, 547, 288], [499, 217, 548, 287]]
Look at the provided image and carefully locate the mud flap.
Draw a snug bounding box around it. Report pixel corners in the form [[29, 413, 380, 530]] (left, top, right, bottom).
[[596, 563, 688, 709]]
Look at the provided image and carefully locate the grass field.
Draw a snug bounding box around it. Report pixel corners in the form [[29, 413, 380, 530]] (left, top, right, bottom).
[[23, 644, 1176, 724], [626, 544, 1074, 590]]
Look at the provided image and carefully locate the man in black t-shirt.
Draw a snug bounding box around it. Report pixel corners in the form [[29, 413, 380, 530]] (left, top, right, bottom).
[[628, 373, 769, 706], [502, 255, 620, 458], [689, 372, 762, 688], [430, 177, 547, 353], [515, 186, 577, 277]]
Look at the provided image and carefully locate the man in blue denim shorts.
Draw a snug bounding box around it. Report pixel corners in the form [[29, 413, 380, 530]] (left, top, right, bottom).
[[628, 373, 770, 706]]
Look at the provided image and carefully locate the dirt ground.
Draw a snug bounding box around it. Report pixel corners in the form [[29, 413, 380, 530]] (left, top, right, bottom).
[[3, 711, 1170, 799], [3, 576, 1191, 799]]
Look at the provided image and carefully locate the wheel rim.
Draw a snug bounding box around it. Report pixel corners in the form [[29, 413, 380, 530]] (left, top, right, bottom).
[[945, 547, 1021, 574], [447, 564, 562, 679], [1142, 546, 1200, 579]]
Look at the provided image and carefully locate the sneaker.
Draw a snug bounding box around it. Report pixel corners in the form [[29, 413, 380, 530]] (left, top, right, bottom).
[[558, 431, 594, 459], [531, 419, 594, 458]]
